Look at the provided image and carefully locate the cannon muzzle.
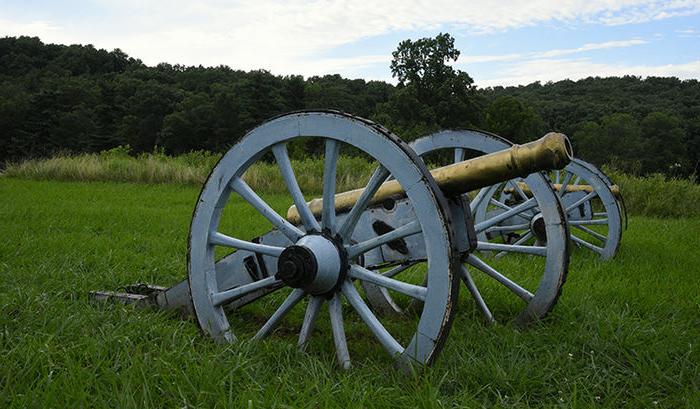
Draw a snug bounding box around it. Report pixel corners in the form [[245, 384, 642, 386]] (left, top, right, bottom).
[[287, 132, 572, 223]]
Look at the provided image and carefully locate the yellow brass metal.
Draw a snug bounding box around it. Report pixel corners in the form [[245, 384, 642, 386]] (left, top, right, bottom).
[[287, 132, 573, 224], [507, 182, 621, 200]]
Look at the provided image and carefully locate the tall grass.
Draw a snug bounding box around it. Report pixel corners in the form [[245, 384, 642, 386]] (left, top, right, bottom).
[[1, 147, 376, 194], [3, 148, 699, 217], [2, 147, 217, 186], [604, 166, 700, 218]]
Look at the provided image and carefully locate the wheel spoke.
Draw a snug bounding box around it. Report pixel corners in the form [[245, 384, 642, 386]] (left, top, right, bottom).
[[573, 224, 607, 242], [474, 198, 537, 234], [467, 254, 534, 303], [488, 198, 532, 220], [495, 231, 534, 258], [338, 165, 390, 240], [298, 296, 323, 349], [508, 180, 529, 201], [254, 289, 306, 340], [454, 147, 465, 163], [322, 139, 341, 233], [231, 177, 303, 241], [211, 276, 281, 307], [565, 190, 598, 213], [341, 280, 404, 357], [569, 218, 609, 226], [272, 144, 321, 232], [469, 187, 492, 213], [477, 241, 547, 256], [382, 262, 418, 278], [474, 198, 537, 233], [348, 265, 427, 302], [346, 220, 421, 258], [329, 293, 351, 369], [557, 172, 574, 197], [209, 232, 284, 257], [570, 234, 604, 254], [459, 265, 494, 323], [486, 223, 530, 233]]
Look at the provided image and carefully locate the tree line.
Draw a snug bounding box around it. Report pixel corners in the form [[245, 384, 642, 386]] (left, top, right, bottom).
[[1, 35, 698, 177]]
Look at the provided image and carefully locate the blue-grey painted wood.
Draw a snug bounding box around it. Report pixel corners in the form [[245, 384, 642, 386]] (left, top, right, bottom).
[[466, 254, 534, 302], [405, 129, 570, 326], [458, 265, 494, 324], [298, 296, 323, 349], [230, 177, 303, 241], [476, 241, 547, 256], [322, 139, 340, 233], [341, 281, 404, 358], [253, 289, 306, 340], [347, 220, 421, 258], [211, 275, 280, 307], [328, 293, 351, 370], [188, 111, 459, 369], [349, 265, 428, 302], [272, 143, 321, 232], [574, 158, 627, 232], [337, 165, 389, 240], [474, 198, 538, 233], [555, 161, 622, 259]]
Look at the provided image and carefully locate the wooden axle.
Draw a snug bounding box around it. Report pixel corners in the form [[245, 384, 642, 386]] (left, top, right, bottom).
[[505, 182, 621, 200], [287, 132, 573, 224]]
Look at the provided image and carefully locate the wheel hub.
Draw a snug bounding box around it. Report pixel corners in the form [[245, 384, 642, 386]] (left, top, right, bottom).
[[276, 246, 317, 288], [276, 234, 343, 294]]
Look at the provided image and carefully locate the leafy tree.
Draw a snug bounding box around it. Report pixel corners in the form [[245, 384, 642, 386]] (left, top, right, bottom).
[[390, 33, 461, 88], [483, 96, 545, 143], [0, 35, 697, 179], [640, 112, 686, 175], [570, 121, 602, 160], [159, 92, 216, 154], [116, 80, 182, 152], [378, 33, 482, 139], [685, 118, 700, 177], [573, 113, 643, 173]]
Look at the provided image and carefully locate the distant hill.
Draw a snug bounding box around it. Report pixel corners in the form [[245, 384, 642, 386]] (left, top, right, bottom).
[[1, 36, 698, 176]]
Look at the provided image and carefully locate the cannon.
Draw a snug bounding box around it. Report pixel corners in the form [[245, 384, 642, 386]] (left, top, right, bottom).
[[92, 111, 573, 369], [496, 158, 623, 259], [350, 129, 572, 326]]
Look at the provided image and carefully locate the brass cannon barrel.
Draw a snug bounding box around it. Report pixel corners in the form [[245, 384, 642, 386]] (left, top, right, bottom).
[[287, 132, 573, 223]]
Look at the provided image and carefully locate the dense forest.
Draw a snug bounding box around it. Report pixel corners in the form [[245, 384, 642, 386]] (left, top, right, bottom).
[[1, 35, 698, 177]]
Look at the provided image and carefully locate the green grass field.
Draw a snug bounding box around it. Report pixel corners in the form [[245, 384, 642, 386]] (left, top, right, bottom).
[[1, 178, 698, 408]]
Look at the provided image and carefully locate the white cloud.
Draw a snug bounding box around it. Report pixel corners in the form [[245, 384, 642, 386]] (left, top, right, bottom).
[[1, 0, 699, 78], [532, 39, 648, 58], [459, 53, 524, 64], [676, 28, 700, 37], [456, 38, 649, 67], [476, 58, 700, 87], [0, 18, 65, 40]]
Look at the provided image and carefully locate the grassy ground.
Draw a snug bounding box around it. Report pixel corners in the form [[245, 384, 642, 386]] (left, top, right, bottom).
[[0, 178, 698, 408]]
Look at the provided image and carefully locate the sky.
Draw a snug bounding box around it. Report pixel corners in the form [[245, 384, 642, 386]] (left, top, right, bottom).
[[1, 0, 699, 87]]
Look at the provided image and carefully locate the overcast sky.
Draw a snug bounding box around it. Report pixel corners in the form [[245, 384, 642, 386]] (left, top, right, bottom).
[[2, 0, 699, 87]]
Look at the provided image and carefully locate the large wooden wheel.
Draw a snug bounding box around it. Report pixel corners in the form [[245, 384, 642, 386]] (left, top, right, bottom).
[[363, 129, 570, 326], [187, 111, 460, 369], [548, 160, 622, 259]]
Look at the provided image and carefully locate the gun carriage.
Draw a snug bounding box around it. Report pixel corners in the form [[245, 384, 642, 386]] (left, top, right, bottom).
[[91, 110, 623, 369]]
